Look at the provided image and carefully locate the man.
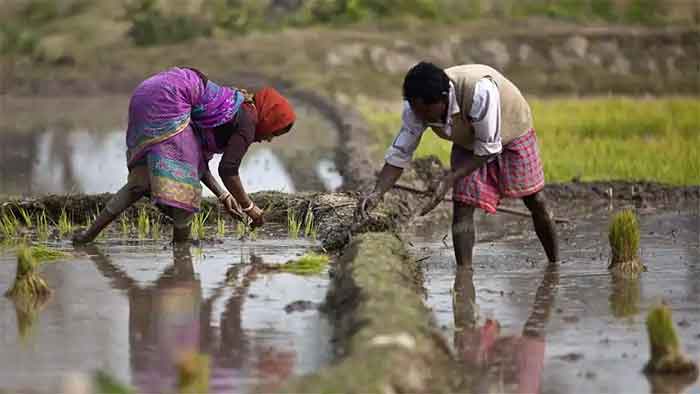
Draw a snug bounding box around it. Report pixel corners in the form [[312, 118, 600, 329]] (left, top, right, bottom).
[[359, 62, 559, 266]]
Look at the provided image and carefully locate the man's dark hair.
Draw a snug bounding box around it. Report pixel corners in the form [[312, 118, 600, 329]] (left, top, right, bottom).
[[402, 61, 450, 104]]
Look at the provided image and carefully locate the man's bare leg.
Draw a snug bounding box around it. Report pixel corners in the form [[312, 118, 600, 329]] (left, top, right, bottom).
[[453, 202, 476, 267], [523, 191, 560, 263]]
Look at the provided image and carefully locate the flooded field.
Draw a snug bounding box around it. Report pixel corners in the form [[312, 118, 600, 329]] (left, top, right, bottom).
[[0, 95, 342, 196], [0, 238, 332, 393], [414, 202, 700, 394]]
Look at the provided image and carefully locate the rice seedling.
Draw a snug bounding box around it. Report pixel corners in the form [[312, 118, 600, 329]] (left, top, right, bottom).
[[93, 370, 135, 394], [303, 205, 317, 239], [177, 352, 209, 394], [5, 244, 51, 299], [35, 211, 50, 242], [190, 208, 211, 241], [152, 214, 161, 241], [235, 221, 246, 238], [217, 213, 226, 238], [278, 252, 329, 275], [608, 209, 646, 275], [287, 208, 301, 239], [1, 209, 19, 240], [120, 217, 132, 238], [57, 208, 73, 238], [17, 207, 32, 228], [30, 245, 69, 262], [137, 206, 151, 239], [644, 304, 698, 376]]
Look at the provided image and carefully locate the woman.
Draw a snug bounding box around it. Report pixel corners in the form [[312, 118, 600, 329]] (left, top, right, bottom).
[[73, 67, 295, 243]]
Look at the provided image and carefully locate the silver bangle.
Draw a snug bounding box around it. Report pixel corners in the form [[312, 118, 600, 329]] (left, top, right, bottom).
[[242, 201, 255, 212], [218, 192, 231, 202]]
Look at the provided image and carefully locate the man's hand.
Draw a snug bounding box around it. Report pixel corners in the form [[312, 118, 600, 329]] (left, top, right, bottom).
[[357, 191, 382, 220], [419, 173, 455, 216]]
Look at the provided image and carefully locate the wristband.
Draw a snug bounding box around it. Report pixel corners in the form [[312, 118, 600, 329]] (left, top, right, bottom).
[[242, 201, 255, 212], [218, 192, 231, 202]]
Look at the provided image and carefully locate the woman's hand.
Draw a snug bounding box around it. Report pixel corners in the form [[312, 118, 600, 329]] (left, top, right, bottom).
[[245, 204, 265, 228], [220, 193, 245, 221]]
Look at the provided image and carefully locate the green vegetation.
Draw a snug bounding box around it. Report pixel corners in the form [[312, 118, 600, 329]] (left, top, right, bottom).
[[190, 209, 211, 241], [645, 304, 698, 375], [5, 244, 51, 298], [30, 245, 69, 262], [57, 208, 73, 238], [303, 205, 317, 240], [177, 352, 210, 394], [288, 208, 302, 239], [35, 211, 50, 242], [360, 97, 700, 185], [152, 216, 161, 241], [279, 252, 329, 275], [608, 209, 646, 275], [137, 206, 151, 239], [120, 217, 132, 238], [217, 214, 226, 238], [93, 370, 135, 394], [17, 207, 32, 228], [1, 209, 20, 240]]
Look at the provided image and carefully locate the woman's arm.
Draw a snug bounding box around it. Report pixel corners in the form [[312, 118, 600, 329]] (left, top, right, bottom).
[[201, 167, 227, 198]]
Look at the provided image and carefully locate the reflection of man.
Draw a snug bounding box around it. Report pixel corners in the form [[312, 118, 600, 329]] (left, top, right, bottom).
[[453, 262, 559, 394], [359, 62, 559, 267]]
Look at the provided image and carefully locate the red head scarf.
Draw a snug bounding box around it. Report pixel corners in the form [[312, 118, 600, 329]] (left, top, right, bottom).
[[254, 87, 296, 139]]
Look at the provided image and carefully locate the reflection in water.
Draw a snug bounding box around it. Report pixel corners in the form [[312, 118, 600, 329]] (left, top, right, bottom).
[[81, 245, 297, 393], [453, 263, 559, 394], [609, 275, 641, 319]]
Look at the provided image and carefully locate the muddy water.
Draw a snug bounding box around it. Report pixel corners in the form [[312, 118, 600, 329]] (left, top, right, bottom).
[[411, 203, 700, 394], [0, 239, 332, 393], [0, 95, 342, 196]]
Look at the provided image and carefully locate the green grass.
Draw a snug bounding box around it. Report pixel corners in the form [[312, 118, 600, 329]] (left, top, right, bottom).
[[278, 253, 330, 275], [1, 209, 20, 240], [17, 207, 32, 228], [360, 97, 700, 185], [303, 205, 317, 240], [217, 214, 226, 239], [120, 217, 132, 238]]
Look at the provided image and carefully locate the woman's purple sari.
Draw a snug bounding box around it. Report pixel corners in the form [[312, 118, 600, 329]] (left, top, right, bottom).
[[125, 67, 243, 212]]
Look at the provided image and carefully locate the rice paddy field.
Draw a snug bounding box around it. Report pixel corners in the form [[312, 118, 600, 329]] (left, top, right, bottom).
[[359, 97, 700, 185]]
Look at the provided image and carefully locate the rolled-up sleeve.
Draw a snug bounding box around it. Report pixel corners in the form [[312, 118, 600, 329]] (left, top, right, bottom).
[[470, 78, 502, 157], [384, 101, 426, 169]]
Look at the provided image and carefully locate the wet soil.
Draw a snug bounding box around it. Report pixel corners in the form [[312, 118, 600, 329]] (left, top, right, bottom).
[[0, 238, 332, 394], [413, 202, 700, 394]]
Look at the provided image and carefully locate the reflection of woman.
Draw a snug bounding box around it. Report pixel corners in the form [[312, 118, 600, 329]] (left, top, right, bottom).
[[453, 263, 559, 394], [82, 245, 295, 392], [74, 67, 295, 243]]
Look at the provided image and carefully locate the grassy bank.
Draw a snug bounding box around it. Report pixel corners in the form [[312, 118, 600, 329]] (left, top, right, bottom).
[[359, 97, 700, 185]]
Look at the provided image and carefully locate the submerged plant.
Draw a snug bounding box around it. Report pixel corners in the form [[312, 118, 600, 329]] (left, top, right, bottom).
[[190, 209, 211, 241], [279, 253, 329, 275], [35, 211, 50, 242], [57, 208, 73, 238], [608, 209, 645, 275], [177, 352, 209, 394], [287, 208, 301, 239], [5, 245, 52, 299], [644, 304, 698, 376], [137, 206, 151, 239]]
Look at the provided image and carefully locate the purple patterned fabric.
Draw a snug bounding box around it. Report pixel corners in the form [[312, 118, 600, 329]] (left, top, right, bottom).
[[123, 67, 243, 211]]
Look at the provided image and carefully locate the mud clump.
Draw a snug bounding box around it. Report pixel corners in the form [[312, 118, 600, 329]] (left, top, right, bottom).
[[608, 209, 646, 276], [644, 304, 698, 378]]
